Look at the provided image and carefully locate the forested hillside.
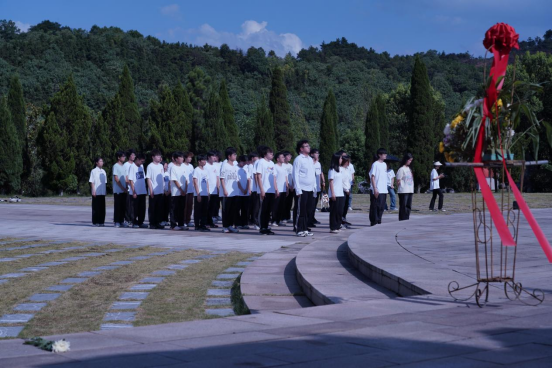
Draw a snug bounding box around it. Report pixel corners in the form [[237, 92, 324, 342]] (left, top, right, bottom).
[[0, 19, 551, 195]]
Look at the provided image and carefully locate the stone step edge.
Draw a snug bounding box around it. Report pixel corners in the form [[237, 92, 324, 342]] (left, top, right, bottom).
[[347, 234, 430, 297]]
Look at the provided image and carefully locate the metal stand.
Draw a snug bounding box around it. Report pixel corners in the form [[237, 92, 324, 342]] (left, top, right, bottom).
[[446, 160, 545, 307]]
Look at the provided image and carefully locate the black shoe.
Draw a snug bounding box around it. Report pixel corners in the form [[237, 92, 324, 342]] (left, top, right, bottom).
[[370, 223, 377, 226], [307, 228, 312, 232], [260, 229, 275, 235], [307, 224, 316, 228], [313, 219, 321, 225], [209, 224, 219, 228], [156, 225, 165, 229], [199, 226, 211, 232]]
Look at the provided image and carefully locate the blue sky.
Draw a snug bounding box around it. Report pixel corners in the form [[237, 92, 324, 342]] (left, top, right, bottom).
[[1, 0, 551, 57]]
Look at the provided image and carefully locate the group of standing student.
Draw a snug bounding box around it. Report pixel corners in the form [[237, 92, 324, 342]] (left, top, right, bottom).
[[327, 151, 355, 233]]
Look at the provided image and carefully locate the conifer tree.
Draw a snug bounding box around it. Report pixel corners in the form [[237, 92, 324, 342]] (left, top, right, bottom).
[[45, 74, 91, 188], [254, 96, 276, 150], [200, 90, 228, 153], [37, 112, 76, 195], [7, 75, 26, 156], [91, 113, 111, 168], [219, 80, 241, 152], [269, 67, 292, 151], [172, 81, 193, 150], [376, 94, 389, 150], [319, 89, 338, 170], [102, 94, 127, 159], [408, 56, 434, 192], [364, 99, 380, 163], [117, 65, 142, 149], [186, 67, 211, 152], [0, 97, 23, 193]]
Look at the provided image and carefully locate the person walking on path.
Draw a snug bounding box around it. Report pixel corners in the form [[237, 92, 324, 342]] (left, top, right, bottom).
[[369, 148, 388, 226], [89, 157, 107, 227], [309, 149, 324, 227], [384, 161, 397, 212], [429, 161, 446, 212], [328, 153, 345, 233], [396, 153, 414, 221], [293, 140, 316, 237], [340, 155, 352, 227], [112, 151, 128, 228]]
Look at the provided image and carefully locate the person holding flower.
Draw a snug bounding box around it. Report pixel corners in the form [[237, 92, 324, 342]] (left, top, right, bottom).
[[429, 161, 445, 212]]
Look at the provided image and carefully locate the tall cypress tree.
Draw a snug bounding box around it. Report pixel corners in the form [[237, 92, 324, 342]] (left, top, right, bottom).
[[269, 67, 292, 151], [37, 112, 76, 195], [173, 81, 193, 150], [7, 75, 26, 157], [102, 93, 127, 159], [376, 94, 389, 150], [91, 113, 111, 167], [0, 97, 23, 193], [254, 96, 276, 150], [118, 65, 142, 149], [364, 99, 380, 163], [186, 67, 211, 153], [45, 74, 91, 189], [408, 56, 434, 192], [200, 90, 228, 153], [319, 89, 338, 170], [219, 80, 241, 152]]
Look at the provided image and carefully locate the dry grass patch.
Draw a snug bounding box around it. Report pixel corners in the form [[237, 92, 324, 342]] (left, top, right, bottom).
[[135, 252, 256, 326], [21, 249, 206, 337]]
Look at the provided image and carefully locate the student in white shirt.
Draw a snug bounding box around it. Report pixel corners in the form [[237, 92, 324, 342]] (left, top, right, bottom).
[[236, 155, 251, 229], [193, 154, 210, 232], [161, 161, 171, 226], [339, 151, 355, 212], [340, 155, 352, 227], [183, 152, 195, 226], [328, 153, 345, 233], [384, 161, 397, 212], [220, 147, 240, 233], [293, 140, 316, 237], [283, 151, 295, 223], [248, 152, 260, 228], [112, 151, 128, 228], [272, 152, 290, 226], [123, 149, 136, 224], [396, 153, 414, 221], [369, 148, 389, 226], [429, 161, 445, 211], [255, 146, 276, 235], [146, 149, 165, 229], [206, 151, 221, 228], [89, 157, 107, 227], [169, 152, 188, 230], [309, 149, 325, 227], [128, 153, 147, 228]]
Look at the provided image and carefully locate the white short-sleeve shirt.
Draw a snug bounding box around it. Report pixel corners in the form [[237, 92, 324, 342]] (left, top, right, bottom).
[[369, 161, 388, 194], [89, 167, 107, 196], [170, 164, 187, 196], [205, 163, 220, 195], [430, 169, 440, 190], [146, 163, 165, 195], [328, 169, 344, 197], [237, 165, 250, 196], [255, 158, 276, 194], [193, 166, 209, 196], [220, 162, 239, 197], [184, 164, 195, 194], [128, 164, 146, 195]]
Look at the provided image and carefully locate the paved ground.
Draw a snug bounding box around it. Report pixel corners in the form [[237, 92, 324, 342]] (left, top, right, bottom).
[[0, 204, 552, 367]]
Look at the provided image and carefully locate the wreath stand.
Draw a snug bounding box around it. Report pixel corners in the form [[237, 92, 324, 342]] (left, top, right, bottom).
[[446, 160, 547, 307]]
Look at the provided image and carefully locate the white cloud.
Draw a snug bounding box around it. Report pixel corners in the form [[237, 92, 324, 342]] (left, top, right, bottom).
[[160, 4, 182, 19], [15, 21, 31, 33], [183, 20, 304, 57]]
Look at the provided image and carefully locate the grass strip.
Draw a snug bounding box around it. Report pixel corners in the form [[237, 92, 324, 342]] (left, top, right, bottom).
[[231, 274, 250, 315]]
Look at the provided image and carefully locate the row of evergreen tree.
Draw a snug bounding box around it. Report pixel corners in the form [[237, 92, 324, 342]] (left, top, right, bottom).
[[0, 55, 441, 195]]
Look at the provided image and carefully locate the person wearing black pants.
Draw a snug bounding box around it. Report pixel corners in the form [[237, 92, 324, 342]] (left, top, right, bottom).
[[293, 140, 316, 236], [237, 196, 250, 227], [369, 148, 389, 226], [194, 195, 209, 229], [113, 193, 126, 225], [294, 191, 315, 233], [132, 195, 147, 226], [429, 189, 444, 211], [369, 191, 387, 226], [255, 146, 276, 235], [146, 150, 166, 229], [309, 148, 324, 226], [396, 153, 414, 221], [260, 193, 276, 230], [128, 153, 147, 227], [429, 161, 445, 211], [330, 197, 345, 231], [398, 193, 413, 220], [89, 157, 107, 226], [123, 149, 136, 224]]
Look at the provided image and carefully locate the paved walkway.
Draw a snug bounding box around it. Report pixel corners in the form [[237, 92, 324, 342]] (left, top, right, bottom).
[[0, 204, 551, 367]]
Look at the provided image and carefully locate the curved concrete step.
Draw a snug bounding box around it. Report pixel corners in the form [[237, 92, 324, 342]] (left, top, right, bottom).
[[295, 236, 398, 306], [240, 244, 313, 313]]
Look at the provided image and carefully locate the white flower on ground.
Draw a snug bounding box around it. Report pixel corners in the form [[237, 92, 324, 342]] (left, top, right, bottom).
[[444, 124, 451, 135], [508, 129, 515, 137], [52, 339, 70, 353]]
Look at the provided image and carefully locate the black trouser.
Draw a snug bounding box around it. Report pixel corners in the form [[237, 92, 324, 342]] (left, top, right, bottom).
[[194, 196, 209, 228], [342, 192, 350, 221], [148, 194, 164, 227], [125, 192, 132, 223], [92, 195, 106, 225], [209, 194, 220, 222], [237, 196, 250, 227], [162, 194, 171, 222], [259, 193, 275, 230], [222, 196, 239, 228], [330, 196, 345, 231], [369, 191, 387, 226], [113, 193, 127, 224], [170, 196, 186, 228], [294, 191, 314, 233], [184, 193, 194, 224], [285, 189, 295, 220], [399, 193, 413, 221], [131, 194, 146, 225], [308, 191, 318, 226], [272, 192, 287, 224], [249, 192, 260, 225], [429, 189, 444, 210]]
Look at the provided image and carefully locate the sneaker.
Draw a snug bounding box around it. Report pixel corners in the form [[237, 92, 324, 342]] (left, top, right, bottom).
[[277, 222, 287, 227], [313, 219, 321, 225], [222, 228, 230, 233], [114, 223, 122, 228], [199, 226, 211, 232], [304, 231, 314, 236], [99, 224, 105, 227], [241, 225, 250, 230], [180, 225, 189, 230], [285, 219, 292, 223], [348, 207, 353, 211], [93, 223, 99, 227], [254, 225, 261, 230], [430, 209, 437, 212], [215, 216, 222, 222], [228, 226, 239, 233], [170, 227, 178, 231], [159, 221, 167, 227], [271, 222, 279, 227], [209, 224, 219, 228], [188, 222, 195, 227], [330, 229, 339, 233], [296, 231, 306, 237], [440, 209, 447, 212], [307, 224, 316, 228], [139, 224, 148, 228], [260, 229, 275, 235], [132, 224, 139, 228], [390, 208, 398, 211]]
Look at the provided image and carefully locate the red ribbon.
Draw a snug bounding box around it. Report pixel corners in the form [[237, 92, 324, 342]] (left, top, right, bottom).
[[474, 23, 552, 262]]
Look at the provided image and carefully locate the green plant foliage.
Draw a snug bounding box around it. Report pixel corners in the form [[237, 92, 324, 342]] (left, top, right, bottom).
[[0, 96, 22, 193], [220, 79, 241, 152], [319, 89, 338, 170], [254, 95, 276, 150], [364, 98, 380, 164], [270, 66, 293, 151]]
